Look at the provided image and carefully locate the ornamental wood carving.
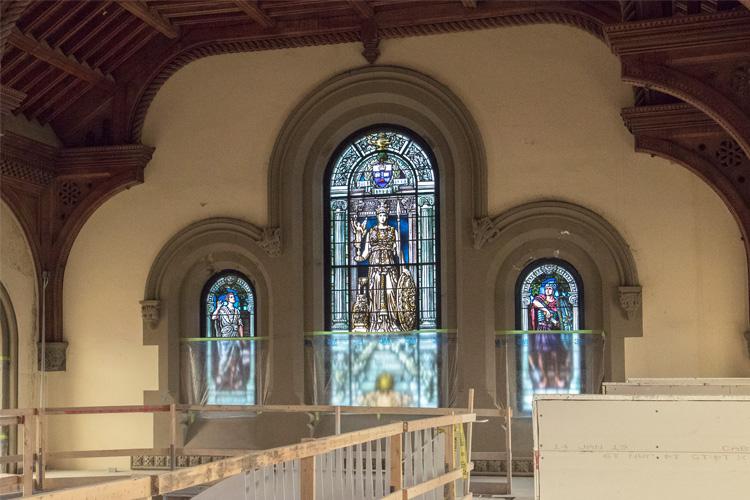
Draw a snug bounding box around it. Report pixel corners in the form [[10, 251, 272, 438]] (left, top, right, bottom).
[[0, 132, 153, 356], [606, 10, 750, 157]]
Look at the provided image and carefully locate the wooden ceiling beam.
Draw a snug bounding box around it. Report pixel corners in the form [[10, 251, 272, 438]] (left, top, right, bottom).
[[119, 1, 179, 39], [348, 0, 374, 19], [7, 28, 115, 91], [232, 0, 275, 28], [461, 0, 478, 8]]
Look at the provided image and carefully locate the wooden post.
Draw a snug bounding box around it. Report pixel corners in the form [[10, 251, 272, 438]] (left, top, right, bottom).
[[466, 388, 474, 492], [334, 406, 341, 435], [505, 407, 513, 495], [37, 410, 45, 491], [300, 455, 316, 500], [443, 425, 456, 500], [169, 403, 177, 471], [388, 433, 402, 494], [22, 412, 35, 496]]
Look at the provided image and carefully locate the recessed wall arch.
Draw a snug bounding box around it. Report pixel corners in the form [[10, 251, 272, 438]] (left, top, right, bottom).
[[484, 200, 643, 385], [141, 218, 273, 445], [264, 65, 488, 405]]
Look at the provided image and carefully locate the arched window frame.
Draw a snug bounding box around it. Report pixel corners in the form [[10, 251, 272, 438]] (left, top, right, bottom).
[[514, 258, 585, 414], [322, 125, 443, 407], [324, 124, 441, 332], [200, 269, 258, 405]]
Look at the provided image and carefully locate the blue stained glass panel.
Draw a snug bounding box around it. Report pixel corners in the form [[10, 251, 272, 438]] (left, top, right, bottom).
[[203, 272, 257, 405], [516, 261, 582, 414], [326, 128, 440, 407]]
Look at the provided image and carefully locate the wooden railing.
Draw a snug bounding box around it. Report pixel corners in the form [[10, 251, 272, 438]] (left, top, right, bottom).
[[0, 391, 512, 499]]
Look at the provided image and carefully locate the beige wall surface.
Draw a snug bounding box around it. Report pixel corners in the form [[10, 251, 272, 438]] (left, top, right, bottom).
[[32, 25, 748, 463], [0, 201, 38, 409]]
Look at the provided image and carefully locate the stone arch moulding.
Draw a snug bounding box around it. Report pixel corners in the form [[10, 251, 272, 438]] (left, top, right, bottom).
[[482, 200, 643, 382], [267, 65, 488, 228], [141, 217, 277, 444]]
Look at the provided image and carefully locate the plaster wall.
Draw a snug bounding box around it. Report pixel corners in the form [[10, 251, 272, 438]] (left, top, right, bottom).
[[41, 25, 748, 465], [0, 201, 38, 409]]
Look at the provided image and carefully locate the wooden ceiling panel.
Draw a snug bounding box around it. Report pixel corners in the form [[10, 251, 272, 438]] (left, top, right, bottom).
[[96, 22, 149, 70], [55, 2, 112, 51], [17, 65, 58, 95], [81, 16, 139, 65], [43, 81, 93, 125], [34, 77, 83, 123], [153, 2, 244, 17], [36, 1, 90, 42], [4, 54, 36, 88], [20, 72, 73, 116], [101, 29, 157, 72], [169, 14, 255, 27], [261, 0, 354, 19], [65, 8, 124, 57], [23, 2, 70, 38], [17, 1, 64, 35]]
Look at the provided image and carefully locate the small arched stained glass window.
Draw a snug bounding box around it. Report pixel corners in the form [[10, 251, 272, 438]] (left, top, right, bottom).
[[516, 260, 583, 413], [202, 271, 256, 405], [325, 127, 440, 407]]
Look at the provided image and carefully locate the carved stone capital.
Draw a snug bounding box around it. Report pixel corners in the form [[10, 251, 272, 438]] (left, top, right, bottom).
[[618, 286, 642, 320], [140, 299, 161, 329], [472, 216, 500, 250], [259, 227, 281, 257], [38, 341, 68, 371]]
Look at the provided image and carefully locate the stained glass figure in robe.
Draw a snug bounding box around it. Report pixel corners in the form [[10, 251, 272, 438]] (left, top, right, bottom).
[[326, 129, 439, 407], [203, 272, 256, 405], [517, 261, 581, 413]]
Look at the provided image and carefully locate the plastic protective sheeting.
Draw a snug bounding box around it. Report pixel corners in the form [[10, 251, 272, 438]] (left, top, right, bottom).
[[305, 330, 457, 408], [495, 330, 605, 415], [181, 337, 269, 406]]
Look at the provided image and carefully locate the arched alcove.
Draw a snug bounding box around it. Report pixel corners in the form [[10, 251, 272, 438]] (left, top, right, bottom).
[[266, 65, 488, 405], [141, 218, 273, 448]]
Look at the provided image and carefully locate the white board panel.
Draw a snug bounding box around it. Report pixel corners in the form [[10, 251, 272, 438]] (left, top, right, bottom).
[[604, 381, 750, 396], [533, 395, 750, 500], [626, 377, 750, 385]]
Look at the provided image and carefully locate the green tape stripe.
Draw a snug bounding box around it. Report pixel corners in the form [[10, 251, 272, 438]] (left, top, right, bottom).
[[495, 329, 604, 335], [306, 329, 456, 337], [181, 336, 269, 342]]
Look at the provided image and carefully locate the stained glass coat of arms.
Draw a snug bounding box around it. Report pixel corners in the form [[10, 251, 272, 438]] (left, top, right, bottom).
[[326, 129, 439, 407]]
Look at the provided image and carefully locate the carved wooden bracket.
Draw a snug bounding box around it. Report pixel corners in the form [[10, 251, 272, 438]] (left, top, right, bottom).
[[605, 10, 750, 157], [621, 103, 750, 311], [1, 132, 154, 349]]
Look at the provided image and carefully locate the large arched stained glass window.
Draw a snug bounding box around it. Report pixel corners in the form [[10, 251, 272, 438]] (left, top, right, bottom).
[[202, 271, 256, 405], [325, 127, 440, 407], [516, 260, 583, 413]]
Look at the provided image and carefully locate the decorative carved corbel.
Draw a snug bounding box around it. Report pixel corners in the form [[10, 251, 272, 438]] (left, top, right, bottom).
[[38, 341, 68, 372], [259, 227, 281, 257], [360, 19, 380, 64], [618, 286, 642, 321], [472, 216, 499, 250], [140, 299, 161, 329]]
